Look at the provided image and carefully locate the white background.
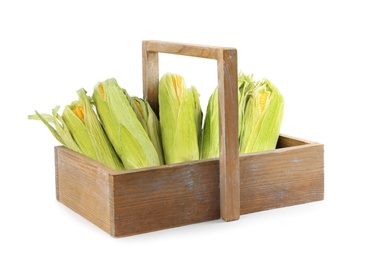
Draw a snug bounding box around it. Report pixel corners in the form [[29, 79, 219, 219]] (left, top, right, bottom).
[[1, 0, 374, 259]]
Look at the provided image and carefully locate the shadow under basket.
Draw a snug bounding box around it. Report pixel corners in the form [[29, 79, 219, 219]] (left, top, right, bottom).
[[55, 134, 324, 237]]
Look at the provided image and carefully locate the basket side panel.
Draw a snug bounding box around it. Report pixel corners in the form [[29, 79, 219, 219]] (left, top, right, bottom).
[[111, 160, 220, 237], [55, 146, 112, 234], [240, 143, 324, 214]]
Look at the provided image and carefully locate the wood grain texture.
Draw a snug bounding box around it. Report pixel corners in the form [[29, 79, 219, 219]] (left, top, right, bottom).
[[143, 40, 223, 59], [142, 42, 159, 115], [240, 141, 324, 214], [55, 146, 112, 234], [111, 159, 220, 237], [55, 134, 324, 237], [142, 40, 240, 221], [218, 49, 240, 221]]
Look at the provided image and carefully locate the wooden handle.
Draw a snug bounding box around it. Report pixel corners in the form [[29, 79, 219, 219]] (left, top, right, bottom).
[[142, 40, 240, 221]]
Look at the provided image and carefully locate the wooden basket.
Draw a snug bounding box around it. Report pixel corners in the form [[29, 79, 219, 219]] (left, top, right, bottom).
[[55, 40, 324, 237]]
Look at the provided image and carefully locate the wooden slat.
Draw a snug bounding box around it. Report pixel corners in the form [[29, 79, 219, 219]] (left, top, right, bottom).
[[144, 40, 222, 59], [217, 48, 240, 221], [142, 42, 159, 115]]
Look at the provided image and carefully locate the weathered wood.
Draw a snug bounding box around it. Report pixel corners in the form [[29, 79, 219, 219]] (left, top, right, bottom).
[[142, 40, 240, 221], [142, 42, 159, 116], [111, 159, 220, 237], [217, 49, 240, 221], [55, 146, 112, 234], [144, 40, 222, 59], [240, 141, 324, 214], [55, 134, 324, 237]]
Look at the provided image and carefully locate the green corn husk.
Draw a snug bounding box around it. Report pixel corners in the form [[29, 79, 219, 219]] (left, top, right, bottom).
[[28, 89, 124, 171], [191, 85, 203, 148], [28, 106, 81, 153], [200, 72, 284, 158], [239, 77, 284, 153], [131, 96, 165, 165], [159, 72, 202, 164], [238, 72, 256, 140], [200, 73, 249, 159], [92, 78, 161, 170], [200, 87, 219, 159], [62, 88, 124, 170]]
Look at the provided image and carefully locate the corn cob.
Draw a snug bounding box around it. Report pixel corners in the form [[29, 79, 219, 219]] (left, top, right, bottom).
[[200, 72, 250, 159], [158, 73, 202, 164], [131, 96, 165, 165], [28, 89, 124, 171], [201, 72, 284, 158], [62, 88, 124, 170], [92, 78, 161, 170], [200, 87, 219, 159], [238, 72, 256, 140], [239, 78, 284, 153]]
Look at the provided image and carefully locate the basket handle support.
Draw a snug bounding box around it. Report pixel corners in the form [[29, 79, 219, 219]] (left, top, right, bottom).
[[142, 40, 240, 221]]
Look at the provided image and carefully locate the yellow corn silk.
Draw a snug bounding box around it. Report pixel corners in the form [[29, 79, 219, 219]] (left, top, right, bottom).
[[92, 78, 161, 170], [158, 73, 202, 164], [62, 88, 124, 171], [239, 77, 284, 153], [131, 97, 164, 165]]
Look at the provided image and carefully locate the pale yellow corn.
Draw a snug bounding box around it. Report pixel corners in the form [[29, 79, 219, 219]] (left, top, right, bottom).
[[200, 72, 284, 158], [239, 77, 284, 153], [92, 78, 161, 170], [131, 96, 164, 165], [200, 87, 219, 159], [28, 89, 124, 171], [62, 88, 124, 170], [159, 73, 202, 164]]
